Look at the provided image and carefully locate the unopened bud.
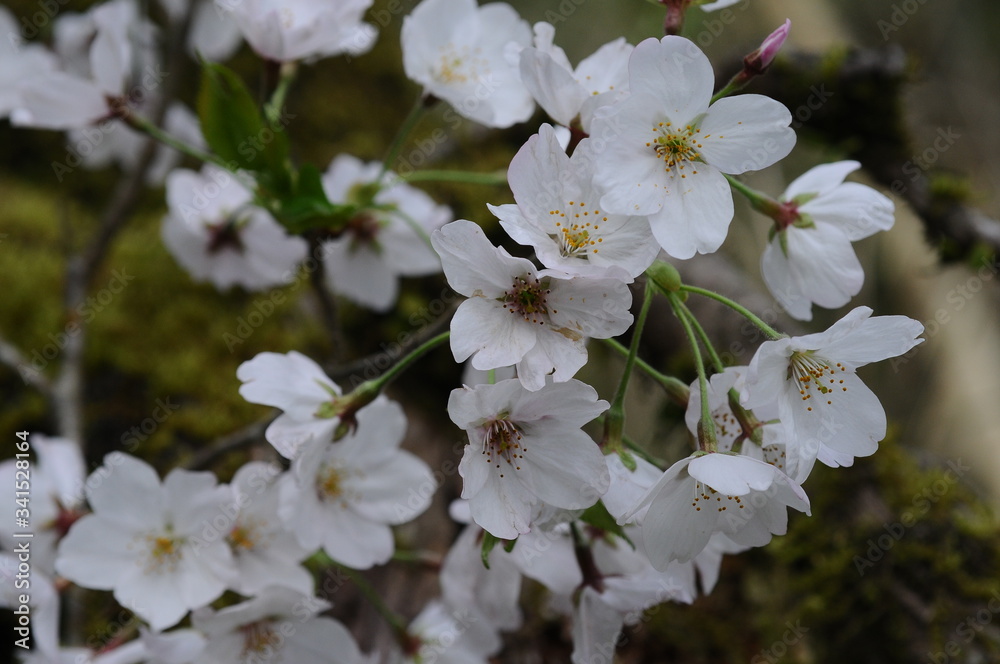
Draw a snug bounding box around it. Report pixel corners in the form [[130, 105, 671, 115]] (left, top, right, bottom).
[[745, 19, 790, 75]]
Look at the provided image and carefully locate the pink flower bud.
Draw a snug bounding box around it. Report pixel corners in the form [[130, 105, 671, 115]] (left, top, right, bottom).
[[746, 19, 791, 73]]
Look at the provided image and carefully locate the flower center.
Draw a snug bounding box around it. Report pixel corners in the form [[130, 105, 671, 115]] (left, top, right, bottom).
[[436, 44, 488, 84], [501, 276, 551, 324], [482, 418, 526, 478], [206, 217, 245, 255], [228, 518, 266, 552], [647, 121, 706, 178], [788, 351, 848, 412], [136, 530, 185, 574], [240, 620, 282, 660], [548, 201, 607, 258], [316, 462, 361, 508]]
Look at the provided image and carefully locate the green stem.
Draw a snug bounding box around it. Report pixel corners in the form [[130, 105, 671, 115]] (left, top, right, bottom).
[[724, 173, 783, 216], [357, 331, 450, 398], [668, 292, 716, 452], [125, 114, 233, 171], [264, 60, 298, 125], [601, 338, 689, 407], [380, 97, 429, 180], [334, 563, 408, 634], [678, 300, 726, 373], [603, 281, 655, 451], [399, 169, 508, 186], [389, 207, 434, 251], [680, 284, 783, 340]]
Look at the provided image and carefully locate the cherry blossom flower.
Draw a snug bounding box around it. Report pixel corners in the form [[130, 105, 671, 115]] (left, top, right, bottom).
[[489, 125, 659, 279], [320, 155, 451, 311], [159, 0, 243, 62], [402, 601, 498, 664], [12, 0, 152, 130], [620, 451, 809, 569], [589, 36, 795, 259], [278, 399, 435, 568], [0, 434, 85, 575], [447, 378, 609, 539], [432, 220, 633, 391], [514, 22, 631, 132], [222, 461, 313, 596], [761, 161, 895, 320], [237, 350, 358, 459], [0, 7, 58, 120], [192, 587, 368, 664], [440, 523, 523, 635], [161, 165, 308, 292], [55, 453, 236, 631], [743, 306, 924, 477], [401, 0, 534, 128], [215, 0, 377, 63]]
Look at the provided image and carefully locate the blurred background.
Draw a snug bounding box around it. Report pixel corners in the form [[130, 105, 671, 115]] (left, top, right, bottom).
[[1, 0, 999, 662]]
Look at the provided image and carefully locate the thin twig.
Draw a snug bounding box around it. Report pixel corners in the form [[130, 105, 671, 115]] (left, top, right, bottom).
[[184, 417, 274, 471], [0, 334, 52, 396]]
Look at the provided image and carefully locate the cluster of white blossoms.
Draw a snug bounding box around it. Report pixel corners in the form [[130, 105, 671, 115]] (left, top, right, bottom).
[[3, 0, 928, 661]]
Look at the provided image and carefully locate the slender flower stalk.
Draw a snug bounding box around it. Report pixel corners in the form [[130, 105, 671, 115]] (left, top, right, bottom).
[[680, 284, 784, 340], [603, 281, 655, 451]]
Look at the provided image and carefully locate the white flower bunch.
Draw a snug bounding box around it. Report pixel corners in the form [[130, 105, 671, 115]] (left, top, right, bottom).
[[6, 0, 933, 661]]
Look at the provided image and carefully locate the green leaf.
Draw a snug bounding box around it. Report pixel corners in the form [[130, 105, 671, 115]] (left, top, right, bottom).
[[197, 61, 290, 176], [481, 532, 499, 569], [580, 501, 634, 548]]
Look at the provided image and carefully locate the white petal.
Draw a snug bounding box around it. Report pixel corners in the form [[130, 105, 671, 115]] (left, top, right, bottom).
[[452, 296, 537, 368], [783, 160, 860, 200], [647, 166, 734, 259], [627, 37, 713, 121], [698, 95, 795, 174]]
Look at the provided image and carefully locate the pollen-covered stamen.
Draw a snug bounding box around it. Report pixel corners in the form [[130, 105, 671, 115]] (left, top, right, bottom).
[[690, 481, 744, 513], [646, 121, 707, 178], [316, 463, 362, 508], [136, 530, 185, 574], [228, 517, 268, 552], [240, 620, 282, 658], [481, 418, 526, 477], [788, 351, 848, 413], [436, 44, 488, 84], [549, 201, 605, 258], [501, 275, 551, 324]]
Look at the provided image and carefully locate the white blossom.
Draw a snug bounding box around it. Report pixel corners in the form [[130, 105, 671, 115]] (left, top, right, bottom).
[[56, 454, 236, 631], [448, 378, 609, 539], [590, 35, 795, 259], [490, 125, 659, 279], [320, 155, 450, 311], [432, 220, 633, 391], [743, 306, 923, 478], [278, 399, 435, 568], [401, 0, 534, 128], [761, 161, 895, 320], [215, 0, 377, 62], [161, 165, 308, 292]]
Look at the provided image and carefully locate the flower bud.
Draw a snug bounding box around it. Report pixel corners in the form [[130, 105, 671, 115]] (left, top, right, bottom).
[[745, 19, 791, 75]]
